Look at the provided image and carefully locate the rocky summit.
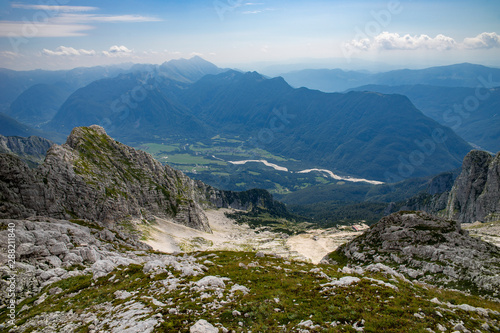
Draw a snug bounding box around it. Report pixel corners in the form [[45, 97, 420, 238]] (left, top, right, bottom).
[[336, 211, 500, 297], [0, 125, 284, 231]]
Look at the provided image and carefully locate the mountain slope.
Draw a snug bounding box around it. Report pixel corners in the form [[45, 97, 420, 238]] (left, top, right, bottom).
[[158, 55, 226, 83], [0, 113, 44, 137], [6, 83, 70, 127], [45, 73, 210, 142], [0, 65, 134, 111], [334, 211, 500, 296], [0, 134, 53, 167], [349, 84, 500, 152]]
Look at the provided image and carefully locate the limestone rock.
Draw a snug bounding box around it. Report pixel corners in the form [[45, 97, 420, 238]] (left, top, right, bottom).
[[337, 211, 500, 295], [190, 319, 218, 333], [91, 260, 116, 280]]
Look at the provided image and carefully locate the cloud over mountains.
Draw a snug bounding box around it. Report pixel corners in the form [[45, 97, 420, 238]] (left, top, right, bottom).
[[344, 32, 500, 52], [42, 45, 133, 57]]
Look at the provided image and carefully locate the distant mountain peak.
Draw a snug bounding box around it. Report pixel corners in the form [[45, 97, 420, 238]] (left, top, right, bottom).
[[158, 56, 224, 83]]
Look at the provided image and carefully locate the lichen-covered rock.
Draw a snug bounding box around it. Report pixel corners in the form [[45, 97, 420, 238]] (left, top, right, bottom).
[[336, 211, 500, 296]]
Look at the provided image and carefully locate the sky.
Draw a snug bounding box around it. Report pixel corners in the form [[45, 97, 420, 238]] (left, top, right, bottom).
[[0, 0, 499, 71]]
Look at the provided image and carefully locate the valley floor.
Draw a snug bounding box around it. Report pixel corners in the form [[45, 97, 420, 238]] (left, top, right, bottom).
[[139, 209, 362, 264]]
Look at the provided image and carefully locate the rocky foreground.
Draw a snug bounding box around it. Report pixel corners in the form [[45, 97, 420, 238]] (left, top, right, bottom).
[[1, 126, 499, 332], [335, 211, 500, 298], [1, 213, 500, 332]]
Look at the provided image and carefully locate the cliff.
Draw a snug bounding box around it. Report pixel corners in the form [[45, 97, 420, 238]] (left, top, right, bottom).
[[388, 150, 500, 223], [445, 150, 500, 223]]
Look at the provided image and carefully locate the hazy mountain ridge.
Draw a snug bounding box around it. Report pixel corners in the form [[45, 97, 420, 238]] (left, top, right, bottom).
[[45, 73, 209, 142], [178, 70, 471, 180], [280, 63, 500, 92]]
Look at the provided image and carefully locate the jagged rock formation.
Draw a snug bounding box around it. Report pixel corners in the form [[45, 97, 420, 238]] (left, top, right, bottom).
[[0, 134, 53, 167], [0, 125, 284, 232], [336, 211, 500, 296], [388, 150, 500, 223], [445, 150, 500, 223]]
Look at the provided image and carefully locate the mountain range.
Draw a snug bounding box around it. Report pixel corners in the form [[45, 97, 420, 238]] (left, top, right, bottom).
[[8, 58, 500, 186], [20, 59, 471, 182]]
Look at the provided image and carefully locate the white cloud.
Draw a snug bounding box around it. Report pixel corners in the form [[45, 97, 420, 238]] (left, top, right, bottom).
[[344, 32, 500, 52], [463, 32, 500, 49], [0, 51, 19, 59], [3, 3, 160, 38], [0, 21, 93, 37], [42, 46, 96, 56], [11, 4, 98, 12], [53, 13, 162, 24], [103, 45, 133, 57]]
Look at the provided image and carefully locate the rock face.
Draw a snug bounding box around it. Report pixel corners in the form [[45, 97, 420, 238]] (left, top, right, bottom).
[[445, 150, 500, 223], [337, 211, 500, 296], [0, 125, 283, 232], [390, 150, 500, 223], [0, 134, 53, 167]]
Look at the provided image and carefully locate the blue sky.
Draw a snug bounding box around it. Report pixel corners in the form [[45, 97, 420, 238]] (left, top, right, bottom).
[[0, 0, 499, 71]]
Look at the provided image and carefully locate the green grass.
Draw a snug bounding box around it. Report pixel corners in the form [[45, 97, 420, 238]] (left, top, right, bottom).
[[5, 251, 498, 332], [138, 143, 180, 155]]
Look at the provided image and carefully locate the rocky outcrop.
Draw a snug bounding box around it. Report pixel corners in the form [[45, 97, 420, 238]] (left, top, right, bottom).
[[0, 125, 284, 232], [0, 134, 53, 167], [0, 217, 150, 307], [445, 150, 500, 223], [335, 211, 500, 296], [389, 150, 500, 223]]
